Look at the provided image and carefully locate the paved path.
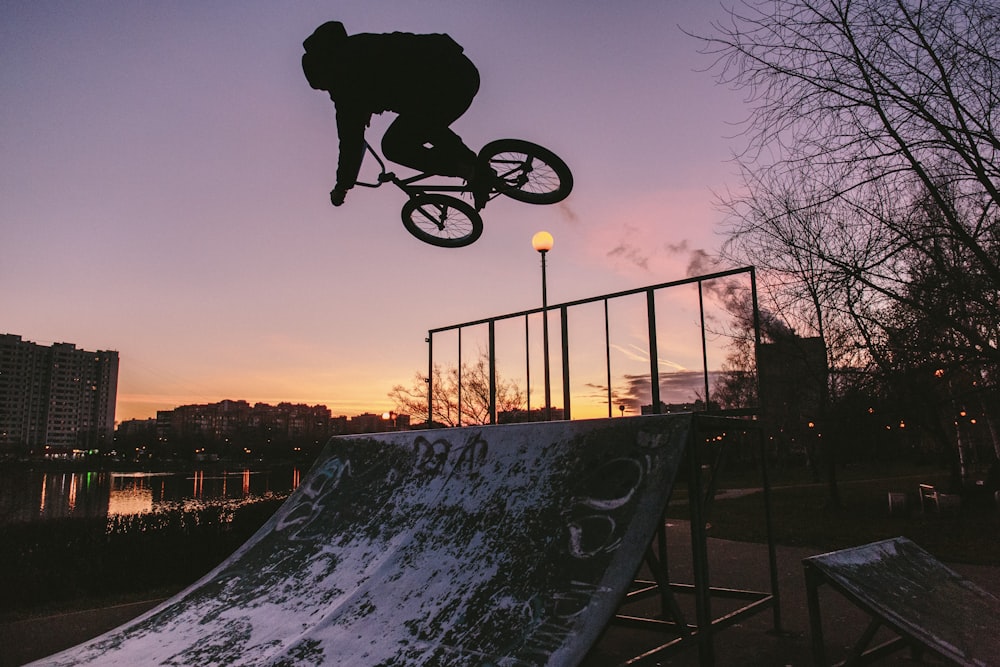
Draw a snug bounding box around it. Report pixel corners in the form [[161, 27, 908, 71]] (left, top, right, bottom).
[[4, 524, 997, 666]]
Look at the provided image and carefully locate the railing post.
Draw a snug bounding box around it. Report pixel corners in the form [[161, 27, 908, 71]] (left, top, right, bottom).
[[605, 299, 612, 418], [525, 315, 531, 416], [457, 328, 463, 427], [699, 281, 710, 411], [647, 289, 660, 414], [489, 320, 497, 425], [750, 267, 762, 414], [426, 333, 433, 426], [561, 306, 570, 421]]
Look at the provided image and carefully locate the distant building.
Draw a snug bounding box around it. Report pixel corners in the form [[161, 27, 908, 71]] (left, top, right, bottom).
[[757, 336, 827, 428], [156, 400, 333, 444], [152, 402, 407, 458], [117, 418, 157, 438], [0, 334, 119, 457], [641, 400, 709, 415], [352, 411, 410, 432]]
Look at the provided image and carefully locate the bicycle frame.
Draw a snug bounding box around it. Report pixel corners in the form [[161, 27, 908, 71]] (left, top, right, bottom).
[[353, 142, 471, 199], [346, 137, 572, 248]]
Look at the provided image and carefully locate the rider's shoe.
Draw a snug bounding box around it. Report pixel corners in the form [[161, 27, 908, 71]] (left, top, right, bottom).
[[470, 166, 498, 211]]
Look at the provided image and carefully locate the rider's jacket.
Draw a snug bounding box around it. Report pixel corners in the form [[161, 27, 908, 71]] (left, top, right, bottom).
[[303, 30, 476, 190]]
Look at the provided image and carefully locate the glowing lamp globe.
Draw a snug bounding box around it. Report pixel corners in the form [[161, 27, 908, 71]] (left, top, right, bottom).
[[532, 231, 554, 253]]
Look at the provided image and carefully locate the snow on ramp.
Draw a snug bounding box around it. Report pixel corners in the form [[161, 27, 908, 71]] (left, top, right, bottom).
[[33, 414, 692, 666]]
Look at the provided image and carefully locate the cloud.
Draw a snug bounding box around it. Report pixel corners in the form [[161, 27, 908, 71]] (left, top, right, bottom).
[[581, 187, 723, 281], [606, 240, 650, 271], [559, 200, 579, 224], [665, 239, 690, 254], [603, 370, 718, 412]]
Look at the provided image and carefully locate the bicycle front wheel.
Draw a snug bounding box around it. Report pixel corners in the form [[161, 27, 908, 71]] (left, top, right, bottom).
[[479, 139, 574, 205], [401, 194, 484, 248]]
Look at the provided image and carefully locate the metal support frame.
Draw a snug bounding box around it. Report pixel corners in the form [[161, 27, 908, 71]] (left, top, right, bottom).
[[614, 415, 781, 666], [422, 269, 770, 664]]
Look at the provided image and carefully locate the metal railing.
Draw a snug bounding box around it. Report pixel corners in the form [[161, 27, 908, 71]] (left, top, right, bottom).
[[426, 266, 761, 425]]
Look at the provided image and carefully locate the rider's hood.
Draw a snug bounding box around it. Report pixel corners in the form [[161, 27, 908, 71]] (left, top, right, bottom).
[[303, 21, 347, 54], [302, 21, 348, 91]]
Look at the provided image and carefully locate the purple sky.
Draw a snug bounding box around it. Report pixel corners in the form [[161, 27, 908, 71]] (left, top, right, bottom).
[[2, 2, 750, 422]]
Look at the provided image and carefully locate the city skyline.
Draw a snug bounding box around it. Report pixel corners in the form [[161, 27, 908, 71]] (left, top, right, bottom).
[[3, 3, 750, 422]]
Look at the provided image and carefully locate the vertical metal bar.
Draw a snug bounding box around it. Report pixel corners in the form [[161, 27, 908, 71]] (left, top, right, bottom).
[[605, 298, 612, 418], [760, 425, 782, 631], [750, 267, 763, 413], [525, 315, 531, 416], [804, 565, 827, 666], [426, 333, 433, 426], [457, 327, 463, 427], [489, 320, 497, 425], [647, 289, 661, 414], [561, 305, 570, 421], [542, 252, 551, 421], [656, 522, 669, 617], [688, 421, 714, 665], [698, 282, 710, 411]]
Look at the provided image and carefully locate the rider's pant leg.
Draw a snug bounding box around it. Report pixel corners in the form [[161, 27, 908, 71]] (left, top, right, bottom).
[[383, 118, 476, 177], [381, 54, 479, 178]]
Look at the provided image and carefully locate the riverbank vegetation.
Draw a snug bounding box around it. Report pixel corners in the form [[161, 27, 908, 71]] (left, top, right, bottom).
[[0, 497, 284, 621]]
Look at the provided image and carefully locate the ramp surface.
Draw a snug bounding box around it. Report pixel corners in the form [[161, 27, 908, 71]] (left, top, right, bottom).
[[804, 536, 1000, 666], [33, 415, 692, 666]]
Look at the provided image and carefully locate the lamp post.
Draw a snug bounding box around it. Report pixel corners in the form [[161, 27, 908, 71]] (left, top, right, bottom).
[[532, 231, 553, 421]]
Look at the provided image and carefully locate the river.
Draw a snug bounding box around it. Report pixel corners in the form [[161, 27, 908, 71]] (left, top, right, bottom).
[[0, 465, 303, 526]]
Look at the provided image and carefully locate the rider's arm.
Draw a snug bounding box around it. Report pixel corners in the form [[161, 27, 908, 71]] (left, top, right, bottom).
[[334, 104, 371, 195]]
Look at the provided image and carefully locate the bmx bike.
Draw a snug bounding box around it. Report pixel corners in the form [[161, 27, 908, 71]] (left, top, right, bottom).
[[352, 139, 573, 248]]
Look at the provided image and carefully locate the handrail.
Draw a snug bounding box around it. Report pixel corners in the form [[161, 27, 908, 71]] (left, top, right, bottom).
[[429, 266, 756, 334], [426, 266, 761, 425]]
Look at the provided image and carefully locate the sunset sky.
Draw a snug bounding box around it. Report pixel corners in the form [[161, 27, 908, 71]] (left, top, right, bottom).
[[2, 2, 752, 423]]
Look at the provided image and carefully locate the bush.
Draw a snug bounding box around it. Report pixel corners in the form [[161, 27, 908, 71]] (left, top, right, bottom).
[[0, 497, 285, 615]]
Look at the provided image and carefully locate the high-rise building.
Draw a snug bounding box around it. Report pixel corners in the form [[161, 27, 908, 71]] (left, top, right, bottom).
[[0, 334, 119, 457]]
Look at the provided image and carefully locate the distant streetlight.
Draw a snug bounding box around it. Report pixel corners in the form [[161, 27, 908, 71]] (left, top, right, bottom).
[[532, 231, 554, 421]]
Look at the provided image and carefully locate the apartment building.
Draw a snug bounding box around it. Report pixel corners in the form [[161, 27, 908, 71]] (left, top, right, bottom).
[[0, 334, 119, 456]]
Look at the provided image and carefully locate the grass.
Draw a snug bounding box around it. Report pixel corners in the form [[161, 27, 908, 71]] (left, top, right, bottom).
[[668, 464, 1000, 565]]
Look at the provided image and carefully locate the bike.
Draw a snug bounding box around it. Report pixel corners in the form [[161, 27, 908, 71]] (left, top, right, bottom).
[[351, 139, 573, 248]]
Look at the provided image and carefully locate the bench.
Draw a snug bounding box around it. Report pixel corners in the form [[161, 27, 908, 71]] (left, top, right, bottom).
[[803, 537, 1000, 666], [919, 483, 962, 514]]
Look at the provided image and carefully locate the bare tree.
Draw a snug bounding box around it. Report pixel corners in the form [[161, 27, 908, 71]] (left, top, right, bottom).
[[698, 0, 1000, 371], [388, 353, 526, 427]]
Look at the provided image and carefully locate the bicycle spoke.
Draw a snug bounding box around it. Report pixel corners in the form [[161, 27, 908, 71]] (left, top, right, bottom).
[[411, 203, 475, 240], [479, 139, 573, 206], [414, 203, 447, 231], [489, 152, 561, 196]]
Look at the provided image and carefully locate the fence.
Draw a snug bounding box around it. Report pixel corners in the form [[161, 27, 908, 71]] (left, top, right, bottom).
[[426, 266, 761, 426]]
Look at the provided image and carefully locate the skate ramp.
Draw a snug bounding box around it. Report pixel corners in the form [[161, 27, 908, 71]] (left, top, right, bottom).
[[33, 415, 692, 666]]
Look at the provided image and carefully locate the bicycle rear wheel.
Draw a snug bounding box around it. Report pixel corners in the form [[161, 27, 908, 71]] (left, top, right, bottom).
[[401, 194, 483, 248], [479, 139, 573, 205]]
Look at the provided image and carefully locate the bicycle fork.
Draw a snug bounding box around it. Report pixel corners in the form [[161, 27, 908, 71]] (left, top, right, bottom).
[[414, 200, 449, 231]]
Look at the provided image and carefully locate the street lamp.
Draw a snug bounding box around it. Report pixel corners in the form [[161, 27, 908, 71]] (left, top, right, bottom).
[[532, 231, 553, 420]]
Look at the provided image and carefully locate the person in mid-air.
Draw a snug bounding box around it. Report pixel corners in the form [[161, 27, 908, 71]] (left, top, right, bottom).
[[302, 21, 492, 209]]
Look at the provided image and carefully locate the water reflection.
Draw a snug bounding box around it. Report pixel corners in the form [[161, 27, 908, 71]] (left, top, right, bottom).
[[1, 467, 302, 526]]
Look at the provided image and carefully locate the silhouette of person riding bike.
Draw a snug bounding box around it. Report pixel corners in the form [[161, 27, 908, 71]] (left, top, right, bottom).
[[303, 21, 572, 247]]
